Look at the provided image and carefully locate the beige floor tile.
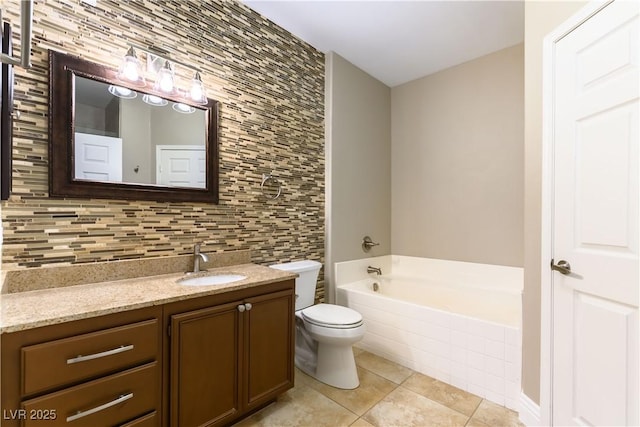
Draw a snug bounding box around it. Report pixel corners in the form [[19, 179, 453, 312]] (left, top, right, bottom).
[[363, 387, 469, 427], [306, 367, 398, 415], [350, 417, 375, 427], [355, 351, 413, 384], [465, 418, 490, 427], [469, 400, 523, 427], [403, 372, 482, 416], [294, 367, 322, 389], [248, 351, 514, 427], [353, 346, 365, 357], [234, 385, 358, 427]]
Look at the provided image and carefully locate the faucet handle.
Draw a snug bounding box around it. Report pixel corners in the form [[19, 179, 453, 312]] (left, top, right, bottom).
[[362, 236, 380, 252]]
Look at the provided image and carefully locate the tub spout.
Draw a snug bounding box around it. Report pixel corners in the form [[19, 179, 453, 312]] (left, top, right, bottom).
[[367, 266, 382, 275]]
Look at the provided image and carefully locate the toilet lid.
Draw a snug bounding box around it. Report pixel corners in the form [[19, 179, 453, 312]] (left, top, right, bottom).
[[301, 304, 363, 328]]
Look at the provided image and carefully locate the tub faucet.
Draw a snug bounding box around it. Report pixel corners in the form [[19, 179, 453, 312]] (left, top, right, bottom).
[[367, 266, 382, 275], [192, 243, 210, 273]]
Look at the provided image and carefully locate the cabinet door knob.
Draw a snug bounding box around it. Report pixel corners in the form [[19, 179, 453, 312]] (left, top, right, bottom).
[[237, 304, 246, 312], [245, 303, 252, 311]]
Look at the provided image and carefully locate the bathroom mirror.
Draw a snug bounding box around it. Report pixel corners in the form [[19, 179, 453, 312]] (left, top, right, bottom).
[[49, 50, 219, 203]]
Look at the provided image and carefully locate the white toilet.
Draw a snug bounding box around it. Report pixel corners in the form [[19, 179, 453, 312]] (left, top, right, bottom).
[[270, 260, 365, 389]]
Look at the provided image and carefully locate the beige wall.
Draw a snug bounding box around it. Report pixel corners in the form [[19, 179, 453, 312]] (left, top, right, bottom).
[[522, 0, 587, 405], [325, 52, 391, 300], [391, 44, 524, 267]]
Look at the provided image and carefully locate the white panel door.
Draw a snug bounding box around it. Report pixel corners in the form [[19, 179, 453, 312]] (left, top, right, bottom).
[[552, 1, 639, 425], [156, 145, 206, 188], [74, 132, 123, 182]]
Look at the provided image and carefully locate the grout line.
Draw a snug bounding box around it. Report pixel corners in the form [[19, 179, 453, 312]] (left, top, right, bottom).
[[397, 383, 477, 424], [314, 370, 400, 419], [465, 398, 485, 426]]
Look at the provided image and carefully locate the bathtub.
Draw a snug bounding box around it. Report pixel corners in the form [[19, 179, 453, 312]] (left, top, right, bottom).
[[335, 255, 523, 410]]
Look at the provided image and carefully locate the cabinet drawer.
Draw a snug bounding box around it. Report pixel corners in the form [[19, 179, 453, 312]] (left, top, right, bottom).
[[22, 319, 158, 396], [21, 362, 158, 427], [119, 411, 157, 427]]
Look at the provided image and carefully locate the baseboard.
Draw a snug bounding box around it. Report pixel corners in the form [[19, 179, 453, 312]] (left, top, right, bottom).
[[519, 392, 541, 426]]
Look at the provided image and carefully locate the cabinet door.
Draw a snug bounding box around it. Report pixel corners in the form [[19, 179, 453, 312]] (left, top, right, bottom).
[[170, 301, 243, 427], [244, 289, 294, 410]]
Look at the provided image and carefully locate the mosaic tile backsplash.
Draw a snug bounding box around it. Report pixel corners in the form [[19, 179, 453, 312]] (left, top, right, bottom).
[[1, 1, 325, 298]]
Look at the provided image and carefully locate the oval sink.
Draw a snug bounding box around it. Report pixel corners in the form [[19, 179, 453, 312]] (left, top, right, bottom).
[[178, 274, 247, 286]]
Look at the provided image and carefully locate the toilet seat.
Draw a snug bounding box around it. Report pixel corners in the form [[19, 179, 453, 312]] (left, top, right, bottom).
[[301, 304, 363, 329]]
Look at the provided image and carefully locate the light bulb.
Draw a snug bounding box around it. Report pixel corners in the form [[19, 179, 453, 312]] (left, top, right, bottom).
[[189, 71, 207, 104], [122, 59, 139, 81], [154, 61, 175, 94], [190, 84, 202, 101], [117, 46, 145, 86]]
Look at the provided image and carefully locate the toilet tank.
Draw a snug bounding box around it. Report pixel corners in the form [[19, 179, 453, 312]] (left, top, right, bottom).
[[269, 260, 322, 311]]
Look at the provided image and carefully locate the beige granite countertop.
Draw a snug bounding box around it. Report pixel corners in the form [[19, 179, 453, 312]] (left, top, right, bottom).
[[0, 262, 296, 334]]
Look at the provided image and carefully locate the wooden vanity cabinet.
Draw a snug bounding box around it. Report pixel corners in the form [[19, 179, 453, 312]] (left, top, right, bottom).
[[0, 306, 163, 427], [164, 279, 295, 427], [0, 278, 294, 427]]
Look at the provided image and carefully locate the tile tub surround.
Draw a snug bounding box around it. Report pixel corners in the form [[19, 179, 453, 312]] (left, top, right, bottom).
[[335, 256, 523, 411], [0, 0, 325, 304], [0, 261, 295, 334]]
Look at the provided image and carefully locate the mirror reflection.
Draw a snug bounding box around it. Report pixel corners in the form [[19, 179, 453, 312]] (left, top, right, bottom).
[[74, 76, 207, 188]]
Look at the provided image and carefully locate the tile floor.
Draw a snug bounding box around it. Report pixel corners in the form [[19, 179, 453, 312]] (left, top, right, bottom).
[[235, 348, 523, 427]]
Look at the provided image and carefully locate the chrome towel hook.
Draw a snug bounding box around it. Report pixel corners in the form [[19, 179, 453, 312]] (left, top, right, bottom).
[[261, 173, 281, 200]]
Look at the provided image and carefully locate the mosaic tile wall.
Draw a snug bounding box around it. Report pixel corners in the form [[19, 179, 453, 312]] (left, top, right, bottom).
[[1, 0, 325, 299]]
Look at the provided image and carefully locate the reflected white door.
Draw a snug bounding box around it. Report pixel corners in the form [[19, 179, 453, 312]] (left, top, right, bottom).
[[156, 145, 206, 188], [551, 1, 639, 425], [74, 132, 123, 182]]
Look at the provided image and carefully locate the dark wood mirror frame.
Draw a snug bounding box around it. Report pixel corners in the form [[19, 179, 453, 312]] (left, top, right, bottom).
[[49, 50, 219, 203]]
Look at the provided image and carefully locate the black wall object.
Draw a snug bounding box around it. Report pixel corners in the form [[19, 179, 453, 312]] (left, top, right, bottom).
[[1, 22, 13, 200]]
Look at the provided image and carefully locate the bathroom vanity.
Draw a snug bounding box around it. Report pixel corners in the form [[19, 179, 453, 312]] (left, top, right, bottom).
[[165, 281, 294, 426], [0, 256, 295, 427]]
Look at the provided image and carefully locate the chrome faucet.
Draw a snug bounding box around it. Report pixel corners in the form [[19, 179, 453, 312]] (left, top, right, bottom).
[[367, 266, 382, 275], [192, 243, 210, 273]]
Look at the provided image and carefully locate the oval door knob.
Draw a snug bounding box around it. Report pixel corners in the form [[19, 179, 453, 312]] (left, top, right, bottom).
[[237, 304, 246, 312], [244, 303, 252, 311], [551, 259, 572, 275]]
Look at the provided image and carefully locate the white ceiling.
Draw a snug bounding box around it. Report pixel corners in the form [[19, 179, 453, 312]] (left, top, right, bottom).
[[241, 1, 524, 87]]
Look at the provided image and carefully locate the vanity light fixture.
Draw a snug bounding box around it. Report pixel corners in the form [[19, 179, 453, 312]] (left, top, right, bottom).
[[107, 85, 137, 99], [154, 60, 176, 94], [115, 45, 208, 106], [189, 72, 207, 105], [117, 46, 145, 86]]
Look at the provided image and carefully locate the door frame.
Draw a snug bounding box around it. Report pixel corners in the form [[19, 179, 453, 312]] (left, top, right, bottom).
[[540, 1, 616, 425]]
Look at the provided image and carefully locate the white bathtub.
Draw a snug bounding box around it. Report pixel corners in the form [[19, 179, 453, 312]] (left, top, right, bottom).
[[335, 255, 523, 410]]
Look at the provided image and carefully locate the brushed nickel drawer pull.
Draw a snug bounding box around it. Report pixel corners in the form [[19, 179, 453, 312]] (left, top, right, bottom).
[[66, 344, 134, 365], [66, 392, 133, 422]]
